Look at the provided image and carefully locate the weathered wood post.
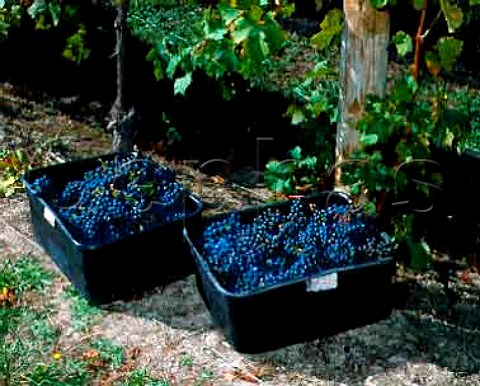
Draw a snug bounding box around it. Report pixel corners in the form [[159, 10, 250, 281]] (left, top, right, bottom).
[[335, 0, 390, 184], [109, 0, 135, 153]]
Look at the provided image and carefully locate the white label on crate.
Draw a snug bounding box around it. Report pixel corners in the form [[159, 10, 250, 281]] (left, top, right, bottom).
[[306, 272, 338, 292], [43, 206, 56, 227]]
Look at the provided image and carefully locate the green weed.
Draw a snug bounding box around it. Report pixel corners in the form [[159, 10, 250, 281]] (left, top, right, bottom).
[[63, 286, 102, 332], [13, 255, 55, 293], [122, 368, 171, 386]]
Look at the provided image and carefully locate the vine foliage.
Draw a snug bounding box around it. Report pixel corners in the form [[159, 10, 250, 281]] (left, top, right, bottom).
[[137, 0, 294, 97], [343, 0, 480, 268]]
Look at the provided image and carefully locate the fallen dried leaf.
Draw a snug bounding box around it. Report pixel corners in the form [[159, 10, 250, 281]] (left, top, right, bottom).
[[83, 349, 100, 360], [210, 175, 225, 184], [460, 270, 472, 284], [224, 368, 260, 383]]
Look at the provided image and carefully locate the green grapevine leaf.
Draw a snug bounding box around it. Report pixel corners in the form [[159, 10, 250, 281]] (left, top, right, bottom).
[[392, 31, 413, 57], [424, 50, 442, 76], [439, 0, 464, 32], [264, 160, 296, 193], [62, 26, 90, 64], [266, 177, 293, 194], [370, 0, 388, 9], [412, 0, 427, 10], [166, 54, 183, 78], [299, 156, 317, 170], [48, 2, 61, 26], [174, 72, 193, 95], [28, 0, 46, 19], [206, 27, 228, 42], [265, 178, 293, 193], [153, 62, 164, 81], [232, 18, 253, 44], [470, 0, 480, 5], [286, 104, 305, 125], [248, 5, 263, 23], [289, 146, 302, 160], [310, 9, 343, 51], [218, 3, 241, 26], [242, 33, 264, 72], [361, 133, 379, 146], [258, 31, 269, 56], [139, 183, 155, 197], [391, 75, 418, 103], [265, 160, 295, 176], [280, 2, 295, 17], [437, 36, 463, 72], [405, 236, 431, 271], [292, 109, 305, 125], [262, 15, 286, 54], [370, 151, 383, 164]]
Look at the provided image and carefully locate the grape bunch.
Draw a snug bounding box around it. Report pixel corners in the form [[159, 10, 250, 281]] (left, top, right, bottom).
[[29, 153, 188, 244], [203, 199, 395, 293]]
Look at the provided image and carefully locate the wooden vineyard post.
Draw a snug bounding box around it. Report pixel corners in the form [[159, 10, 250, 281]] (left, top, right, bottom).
[[109, 0, 135, 153], [335, 0, 390, 185]]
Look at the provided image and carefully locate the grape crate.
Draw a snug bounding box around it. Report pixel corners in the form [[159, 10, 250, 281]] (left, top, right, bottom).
[[23, 152, 203, 305], [184, 192, 396, 353], [29, 153, 188, 245]]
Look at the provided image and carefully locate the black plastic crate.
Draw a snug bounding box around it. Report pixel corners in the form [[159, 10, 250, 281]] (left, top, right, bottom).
[[184, 192, 396, 353], [428, 148, 480, 253], [22, 153, 204, 305]]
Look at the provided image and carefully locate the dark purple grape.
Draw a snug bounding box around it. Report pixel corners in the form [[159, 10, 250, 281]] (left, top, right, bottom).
[[203, 199, 395, 294], [29, 153, 188, 244]]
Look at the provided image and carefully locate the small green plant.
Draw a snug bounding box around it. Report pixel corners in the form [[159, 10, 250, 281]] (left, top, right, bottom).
[[62, 24, 91, 64], [0, 257, 60, 385], [284, 59, 339, 128], [0, 139, 68, 198], [265, 146, 331, 195], [0, 149, 30, 198], [24, 337, 130, 385], [180, 354, 194, 368], [13, 255, 55, 293], [26, 358, 91, 386], [195, 368, 214, 385], [89, 338, 125, 370], [1, 255, 165, 385], [122, 368, 171, 386], [264, 51, 339, 195], [63, 286, 102, 332]]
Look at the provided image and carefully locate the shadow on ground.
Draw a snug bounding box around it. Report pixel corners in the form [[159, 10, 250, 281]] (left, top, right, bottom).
[[249, 275, 480, 384], [103, 275, 215, 332], [103, 272, 480, 384]]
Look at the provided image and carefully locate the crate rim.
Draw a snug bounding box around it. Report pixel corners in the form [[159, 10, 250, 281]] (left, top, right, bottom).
[[21, 151, 169, 182], [183, 227, 395, 299]]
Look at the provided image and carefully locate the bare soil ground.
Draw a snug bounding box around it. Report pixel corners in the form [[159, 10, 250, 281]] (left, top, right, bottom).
[[2, 83, 480, 385]]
